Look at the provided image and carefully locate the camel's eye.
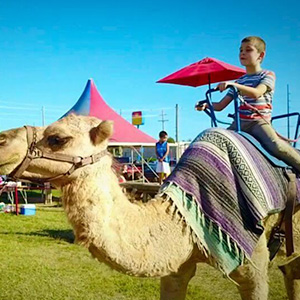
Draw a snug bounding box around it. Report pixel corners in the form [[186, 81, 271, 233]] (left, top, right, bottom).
[[0, 134, 6, 146], [47, 135, 70, 147]]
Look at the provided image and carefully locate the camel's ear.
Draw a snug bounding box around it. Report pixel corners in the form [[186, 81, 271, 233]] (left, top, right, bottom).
[[90, 120, 113, 145]]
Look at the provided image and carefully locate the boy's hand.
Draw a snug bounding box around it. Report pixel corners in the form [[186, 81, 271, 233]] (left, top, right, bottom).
[[217, 82, 230, 92], [195, 102, 208, 111]]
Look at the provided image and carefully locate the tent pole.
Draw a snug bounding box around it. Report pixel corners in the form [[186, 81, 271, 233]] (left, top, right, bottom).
[[131, 148, 134, 181], [142, 146, 145, 183]]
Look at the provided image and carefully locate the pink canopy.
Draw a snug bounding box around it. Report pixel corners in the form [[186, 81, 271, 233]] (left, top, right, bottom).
[[61, 79, 156, 144]]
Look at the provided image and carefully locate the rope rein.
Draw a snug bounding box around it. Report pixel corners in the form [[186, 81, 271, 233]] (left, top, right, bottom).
[[238, 96, 300, 143]]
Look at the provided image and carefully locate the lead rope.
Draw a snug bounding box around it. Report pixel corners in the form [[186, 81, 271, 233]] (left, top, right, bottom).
[[239, 96, 300, 143]]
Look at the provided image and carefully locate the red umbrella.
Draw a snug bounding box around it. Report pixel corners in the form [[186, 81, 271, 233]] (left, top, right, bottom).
[[157, 57, 245, 88]]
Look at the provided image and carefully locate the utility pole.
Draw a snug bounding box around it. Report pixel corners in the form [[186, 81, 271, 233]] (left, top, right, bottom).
[[158, 109, 168, 131], [287, 84, 290, 139], [42, 106, 45, 127]]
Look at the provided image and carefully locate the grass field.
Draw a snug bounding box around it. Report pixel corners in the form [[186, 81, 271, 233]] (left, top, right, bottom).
[[0, 206, 289, 300]]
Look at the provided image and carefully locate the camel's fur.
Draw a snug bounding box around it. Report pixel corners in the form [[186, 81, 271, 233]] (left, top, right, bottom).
[[0, 114, 299, 300]]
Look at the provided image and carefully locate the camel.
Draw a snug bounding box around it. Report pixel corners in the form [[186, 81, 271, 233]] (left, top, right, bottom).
[[0, 114, 299, 300]]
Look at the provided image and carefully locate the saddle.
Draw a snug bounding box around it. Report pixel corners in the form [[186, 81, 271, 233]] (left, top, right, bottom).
[[239, 131, 297, 260]]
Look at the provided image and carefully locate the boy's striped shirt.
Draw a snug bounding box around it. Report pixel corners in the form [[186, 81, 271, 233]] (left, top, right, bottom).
[[226, 70, 275, 120]]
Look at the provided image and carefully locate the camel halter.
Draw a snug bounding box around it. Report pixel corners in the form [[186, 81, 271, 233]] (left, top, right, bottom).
[[9, 125, 108, 183]]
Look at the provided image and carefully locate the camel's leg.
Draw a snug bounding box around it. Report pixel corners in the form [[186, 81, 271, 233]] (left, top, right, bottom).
[[230, 233, 269, 300], [160, 260, 196, 300], [278, 253, 300, 300]]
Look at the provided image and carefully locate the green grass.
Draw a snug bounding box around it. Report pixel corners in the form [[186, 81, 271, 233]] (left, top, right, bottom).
[[0, 207, 288, 300]]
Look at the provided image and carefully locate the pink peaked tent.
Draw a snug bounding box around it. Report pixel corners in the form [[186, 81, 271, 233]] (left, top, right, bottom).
[[61, 79, 156, 145]]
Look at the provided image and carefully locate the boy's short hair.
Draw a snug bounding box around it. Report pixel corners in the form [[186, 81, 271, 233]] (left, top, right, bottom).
[[159, 131, 168, 138], [241, 36, 266, 53]]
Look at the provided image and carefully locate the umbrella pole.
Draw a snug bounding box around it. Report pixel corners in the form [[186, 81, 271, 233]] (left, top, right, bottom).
[[208, 76, 214, 127]]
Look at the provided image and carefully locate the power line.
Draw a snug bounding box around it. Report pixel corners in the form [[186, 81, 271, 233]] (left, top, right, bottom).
[[116, 106, 174, 113], [158, 109, 169, 131], [0, 105, 40, 111], [0, 100, 71, 112]]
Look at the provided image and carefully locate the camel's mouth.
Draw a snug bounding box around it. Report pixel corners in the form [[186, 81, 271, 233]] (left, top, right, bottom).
[[0, 160, 10, 168], [0, 154, 23, 174], [0, 165, 12, 176]]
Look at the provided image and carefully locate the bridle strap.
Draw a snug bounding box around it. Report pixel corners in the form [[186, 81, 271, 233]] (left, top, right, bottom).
[[283, 170, 296, 256], [239, 99, 300, 143], [9, 126, 108, 183], [10, 126, 36, 179]]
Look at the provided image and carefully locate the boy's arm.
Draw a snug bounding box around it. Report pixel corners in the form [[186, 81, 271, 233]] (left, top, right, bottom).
[[161, 143, 170, 161], [218, 82, 267, 99], [223, 71, 275, 99], [196, 94, 233, 112], [212, 95, 234, 111], [156, 145, 163, 162], [155, 146, 159, 158], [165, 143, 170, 157]]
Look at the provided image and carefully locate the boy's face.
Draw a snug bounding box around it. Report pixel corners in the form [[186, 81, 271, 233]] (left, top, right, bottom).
[[159, 135, 168, 142], [239, 42, 265, 67]]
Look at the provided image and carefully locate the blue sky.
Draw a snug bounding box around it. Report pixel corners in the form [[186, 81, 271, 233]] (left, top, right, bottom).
[[0, 0, 299, 141]]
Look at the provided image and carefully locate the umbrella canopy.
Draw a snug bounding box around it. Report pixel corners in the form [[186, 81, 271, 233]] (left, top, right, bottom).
[[157, 57, 246, 87]]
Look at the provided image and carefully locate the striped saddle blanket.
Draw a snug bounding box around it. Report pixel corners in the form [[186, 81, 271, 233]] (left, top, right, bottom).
[[160, 128, 300, 275]]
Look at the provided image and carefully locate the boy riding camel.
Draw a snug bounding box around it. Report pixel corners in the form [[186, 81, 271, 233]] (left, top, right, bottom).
[[196, 36, 300, 173]]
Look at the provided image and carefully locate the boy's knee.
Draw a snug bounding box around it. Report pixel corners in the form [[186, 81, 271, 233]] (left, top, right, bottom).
[[263, 140, 289, 157]]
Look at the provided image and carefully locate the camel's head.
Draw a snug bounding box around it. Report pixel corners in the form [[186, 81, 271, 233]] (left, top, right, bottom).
[[0, 114, 113, 186], [0, 126, 29, 175]]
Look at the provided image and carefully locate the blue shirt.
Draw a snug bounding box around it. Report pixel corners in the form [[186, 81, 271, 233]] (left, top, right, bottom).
[[156, 141, 170, 163]]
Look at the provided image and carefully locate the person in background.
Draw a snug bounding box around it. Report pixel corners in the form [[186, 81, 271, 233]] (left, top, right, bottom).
[[0, 175, 7, 185], [155, 131, 170, 184]]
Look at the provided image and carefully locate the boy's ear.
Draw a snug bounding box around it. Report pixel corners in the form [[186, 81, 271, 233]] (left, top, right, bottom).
[[259, 51, 265, 62], [90, 120, 114, 145]]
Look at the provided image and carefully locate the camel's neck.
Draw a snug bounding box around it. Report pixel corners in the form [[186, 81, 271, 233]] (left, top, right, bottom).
[[61, 164, 194, 277]]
